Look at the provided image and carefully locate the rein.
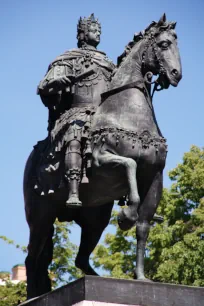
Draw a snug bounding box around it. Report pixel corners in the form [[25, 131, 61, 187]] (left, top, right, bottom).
[[101, 80, 144, 101]]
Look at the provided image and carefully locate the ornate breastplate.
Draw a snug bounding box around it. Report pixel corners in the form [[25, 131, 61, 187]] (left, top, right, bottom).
[[73, 51, 113, 96]]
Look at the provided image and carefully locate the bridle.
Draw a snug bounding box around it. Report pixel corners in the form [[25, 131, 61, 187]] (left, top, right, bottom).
[[101, 29, 167, 104], [142, 31, 166, 99]]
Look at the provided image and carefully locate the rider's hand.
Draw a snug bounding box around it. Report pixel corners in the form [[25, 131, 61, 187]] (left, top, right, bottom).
[[41, 76, 72, 95], [55, 76, 71, 87]]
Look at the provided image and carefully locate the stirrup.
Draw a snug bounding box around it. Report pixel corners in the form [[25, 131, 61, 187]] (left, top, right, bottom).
[[66, 194, 82, 208]]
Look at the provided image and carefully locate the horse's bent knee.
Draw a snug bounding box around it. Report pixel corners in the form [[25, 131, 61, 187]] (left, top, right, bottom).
[[125, 158, 136, 169]]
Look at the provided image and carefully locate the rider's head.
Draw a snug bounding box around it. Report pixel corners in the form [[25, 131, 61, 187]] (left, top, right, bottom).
[[77, 13, 101, 48]]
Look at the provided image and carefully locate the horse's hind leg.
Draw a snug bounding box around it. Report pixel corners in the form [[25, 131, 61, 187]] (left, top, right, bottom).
[[25, 197, 55, 299], [135, 171, 163, 280], [75, 202, 113, 275], [26, 223, 54, 299], [26, 224, 54, 298], [93, 151, 140, 230]]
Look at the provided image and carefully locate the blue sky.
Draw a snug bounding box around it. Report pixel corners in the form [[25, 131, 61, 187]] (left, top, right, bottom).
[[0, 0, 203, 275]]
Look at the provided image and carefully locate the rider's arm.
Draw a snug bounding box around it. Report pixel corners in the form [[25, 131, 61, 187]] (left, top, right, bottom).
[[37, 62, 73, 96]]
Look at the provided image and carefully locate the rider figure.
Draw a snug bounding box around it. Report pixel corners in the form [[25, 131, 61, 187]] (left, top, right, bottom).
[[37, 14, 115, 207]]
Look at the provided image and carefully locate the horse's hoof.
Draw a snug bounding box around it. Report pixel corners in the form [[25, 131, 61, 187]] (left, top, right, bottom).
[[117, 209, 137, 231], [75, 258, 99, 276]]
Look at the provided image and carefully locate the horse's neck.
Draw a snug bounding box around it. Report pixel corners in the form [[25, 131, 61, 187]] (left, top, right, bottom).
[[111, 42, 143, 88], [94, 41, 162, 138]]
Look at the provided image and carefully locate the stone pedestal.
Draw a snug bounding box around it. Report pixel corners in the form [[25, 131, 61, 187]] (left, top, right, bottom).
[[20, 275, 204, 306]]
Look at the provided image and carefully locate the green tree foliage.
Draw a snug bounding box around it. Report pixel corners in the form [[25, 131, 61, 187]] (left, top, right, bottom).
[[0, 281, 27, 306], [93, 146, 204, 286], [148, 145, 204, 285]]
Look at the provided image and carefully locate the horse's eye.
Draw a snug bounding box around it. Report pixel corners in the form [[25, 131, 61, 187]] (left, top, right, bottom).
[[159, 41, 171, 49]]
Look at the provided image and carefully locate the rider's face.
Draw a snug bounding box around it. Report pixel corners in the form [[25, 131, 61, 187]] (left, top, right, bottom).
[[87, 24, 101, 47]]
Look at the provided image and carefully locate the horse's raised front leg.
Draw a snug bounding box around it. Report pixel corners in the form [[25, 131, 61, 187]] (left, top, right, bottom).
[[93, 151, 140, 230], [136, 171, 163, 280], [75, 203, 113, 275]]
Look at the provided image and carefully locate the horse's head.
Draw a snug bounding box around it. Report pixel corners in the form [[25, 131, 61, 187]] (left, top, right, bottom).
[[140, 13, 182, 89]]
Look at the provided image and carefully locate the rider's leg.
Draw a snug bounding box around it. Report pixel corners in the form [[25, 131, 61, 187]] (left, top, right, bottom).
[[65, 139, 82, 207]]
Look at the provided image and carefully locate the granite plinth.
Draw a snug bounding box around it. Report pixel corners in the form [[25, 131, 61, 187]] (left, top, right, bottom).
[[20, 275, 204, 306]]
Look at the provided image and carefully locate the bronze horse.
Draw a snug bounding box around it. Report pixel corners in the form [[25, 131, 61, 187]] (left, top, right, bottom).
[[24, 14, 182, 299]]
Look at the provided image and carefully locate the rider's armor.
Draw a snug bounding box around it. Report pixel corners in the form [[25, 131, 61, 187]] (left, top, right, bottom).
[[37, 46, 115, 206]]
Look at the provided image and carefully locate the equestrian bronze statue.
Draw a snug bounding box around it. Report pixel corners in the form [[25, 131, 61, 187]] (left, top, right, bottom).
[[24, 13, 182, 299]]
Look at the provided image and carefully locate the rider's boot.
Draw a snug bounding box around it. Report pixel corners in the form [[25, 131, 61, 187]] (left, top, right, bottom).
[[65, 140, 82, 207], [66, 167, 82, 207]]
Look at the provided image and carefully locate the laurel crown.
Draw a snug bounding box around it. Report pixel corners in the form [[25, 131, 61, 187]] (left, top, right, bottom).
[[77, 13, 101, 35]]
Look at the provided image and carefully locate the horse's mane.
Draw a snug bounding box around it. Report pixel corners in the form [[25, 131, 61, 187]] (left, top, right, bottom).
[[117, 14, 176, 67]]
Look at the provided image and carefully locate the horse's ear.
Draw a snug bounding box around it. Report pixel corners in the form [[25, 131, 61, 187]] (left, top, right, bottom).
[[170, 22, 177, 29], [133, 31, 144, 42], [158, 13, 166, 26]]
